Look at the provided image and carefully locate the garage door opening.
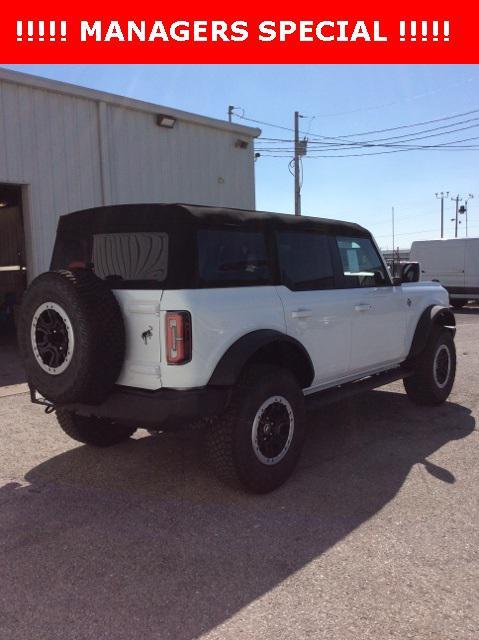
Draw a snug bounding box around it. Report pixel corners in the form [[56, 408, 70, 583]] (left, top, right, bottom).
[[0, 184, 27, 386]]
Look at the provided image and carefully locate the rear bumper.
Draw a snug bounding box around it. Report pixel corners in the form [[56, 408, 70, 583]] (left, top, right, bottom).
[[34, 385, 231, 429]]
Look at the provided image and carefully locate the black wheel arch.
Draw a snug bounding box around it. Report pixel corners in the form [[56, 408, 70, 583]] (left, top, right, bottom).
[[407, 305, 456, 361], [208, 330, 315, 389]]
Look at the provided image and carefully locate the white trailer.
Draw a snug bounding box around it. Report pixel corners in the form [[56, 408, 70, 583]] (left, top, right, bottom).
[[410, 237, 479, 308]]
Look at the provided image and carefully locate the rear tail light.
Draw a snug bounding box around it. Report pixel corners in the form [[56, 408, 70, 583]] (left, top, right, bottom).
[[165, 311, 192, 365]]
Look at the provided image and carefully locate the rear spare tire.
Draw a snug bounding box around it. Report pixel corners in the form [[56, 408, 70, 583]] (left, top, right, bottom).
[[18, 269, 125, 404]]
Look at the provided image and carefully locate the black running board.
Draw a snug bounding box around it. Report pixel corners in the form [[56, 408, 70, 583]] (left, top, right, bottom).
[[305, 367, 412, 411]]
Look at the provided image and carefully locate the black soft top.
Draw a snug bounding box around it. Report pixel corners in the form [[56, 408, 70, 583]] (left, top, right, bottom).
[[55, 203, 370, 238]]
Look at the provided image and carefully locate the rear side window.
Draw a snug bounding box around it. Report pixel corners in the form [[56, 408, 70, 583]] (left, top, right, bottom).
[[336, 236, 389, 288], [92, 232, 168, 283], [197, 228, 271, 287], [277, 232, 335, 291]]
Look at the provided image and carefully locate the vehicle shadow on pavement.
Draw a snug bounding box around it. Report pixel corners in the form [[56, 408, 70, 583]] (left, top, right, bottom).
[[0, 390, 474, 640]]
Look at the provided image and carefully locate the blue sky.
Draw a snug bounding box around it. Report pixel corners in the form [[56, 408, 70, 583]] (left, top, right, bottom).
[[5, 64, 479, 249]]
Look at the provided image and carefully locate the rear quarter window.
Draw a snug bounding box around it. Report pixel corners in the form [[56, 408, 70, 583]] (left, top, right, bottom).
[[197, 228, 271, 287], [92, 232, 168, 283]]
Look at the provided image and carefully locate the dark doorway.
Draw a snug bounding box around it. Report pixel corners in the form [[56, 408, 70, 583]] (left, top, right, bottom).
[[0, 184, 27, 386]]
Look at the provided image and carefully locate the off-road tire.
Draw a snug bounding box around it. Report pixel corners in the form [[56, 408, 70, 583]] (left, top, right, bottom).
[[451, 300, 466, 309], [18, 269, 124, 405], [404, 328, 456, 406], [56, 410, 136, 447], [206, 364, 305, 493]]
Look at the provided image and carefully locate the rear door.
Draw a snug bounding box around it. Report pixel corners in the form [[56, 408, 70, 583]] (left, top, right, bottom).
[[275, 231, 352, 387], [335, 236, 407, 375]]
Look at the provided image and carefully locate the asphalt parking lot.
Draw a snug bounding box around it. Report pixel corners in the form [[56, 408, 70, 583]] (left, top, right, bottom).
[[0, 309, 478, 640]]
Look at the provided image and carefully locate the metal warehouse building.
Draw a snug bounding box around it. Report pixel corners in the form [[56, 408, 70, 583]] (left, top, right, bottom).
[[0, 67, 260, 309]]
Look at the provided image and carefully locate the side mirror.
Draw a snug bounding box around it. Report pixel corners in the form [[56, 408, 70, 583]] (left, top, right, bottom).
[[396, 261, 420, 284]]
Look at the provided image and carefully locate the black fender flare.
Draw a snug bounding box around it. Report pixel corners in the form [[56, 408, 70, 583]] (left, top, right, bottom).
[[208, 329, 315, 387], [407, 305, 456, 361]]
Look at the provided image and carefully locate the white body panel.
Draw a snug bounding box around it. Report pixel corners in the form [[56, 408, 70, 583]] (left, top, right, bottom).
[[113, 281, 449, 393], [347, 285, 407, 374], [303, 281, 448, 394], [114, 287, 286, 391], [411, 237, 479, 300], [401, 281, 450, 346], [275, 285, 352, 386], [113, 290, 163, 390], [160, 287, 286, 390]]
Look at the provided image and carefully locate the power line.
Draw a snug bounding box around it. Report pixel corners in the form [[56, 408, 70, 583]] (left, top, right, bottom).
[[308, 117, 479, 145], [324, 108, 479, 138], [256, 119, 479, 150], [257, 134, 479, 158], [237, 107, 479, 143]]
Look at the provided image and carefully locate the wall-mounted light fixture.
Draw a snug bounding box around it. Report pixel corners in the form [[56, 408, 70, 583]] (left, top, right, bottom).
[[234, 139, 249, 149], [156, 114, 177, 129], [0, 201, 8, 208]]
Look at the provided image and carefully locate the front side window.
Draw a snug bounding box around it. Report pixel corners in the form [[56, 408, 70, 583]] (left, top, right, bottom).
[[197, 228, 271, 287], [336, 236, 389, 288], [277, 231, 335, 291]]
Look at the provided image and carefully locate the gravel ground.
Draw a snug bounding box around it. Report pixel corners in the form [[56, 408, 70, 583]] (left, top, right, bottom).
[[0, 309, 478, 640]]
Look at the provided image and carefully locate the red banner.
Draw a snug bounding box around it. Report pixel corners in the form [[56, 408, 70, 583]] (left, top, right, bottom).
[[1, 0, 478, 63]]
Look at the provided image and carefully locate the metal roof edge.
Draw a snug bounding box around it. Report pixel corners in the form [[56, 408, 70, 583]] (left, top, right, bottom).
[[0, 67, 261, 138]]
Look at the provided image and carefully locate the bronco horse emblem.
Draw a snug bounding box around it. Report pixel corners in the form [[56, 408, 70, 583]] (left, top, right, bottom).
[[142, 326, 153, 345]]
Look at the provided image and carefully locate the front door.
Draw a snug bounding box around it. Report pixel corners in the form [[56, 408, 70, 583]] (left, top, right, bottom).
[[335, 236, 407, 375]]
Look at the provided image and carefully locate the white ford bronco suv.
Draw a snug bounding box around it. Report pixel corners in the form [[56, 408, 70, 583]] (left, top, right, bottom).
[[18, 204, 456, 493]]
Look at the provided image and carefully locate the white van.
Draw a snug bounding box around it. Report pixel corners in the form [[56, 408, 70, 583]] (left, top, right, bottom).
[[410, 238, 479, 308]]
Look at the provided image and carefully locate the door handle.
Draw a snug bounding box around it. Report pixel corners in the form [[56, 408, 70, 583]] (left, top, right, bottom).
[[354, 303, 371, 312], [291, 309, 313, 319]]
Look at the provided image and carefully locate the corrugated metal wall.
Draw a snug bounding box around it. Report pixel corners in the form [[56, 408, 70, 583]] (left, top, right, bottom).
[[105, 106, 254, 207], [0, 77, 256, 278]]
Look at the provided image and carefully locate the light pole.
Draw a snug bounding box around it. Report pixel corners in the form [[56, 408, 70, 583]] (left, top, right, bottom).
[[435, 191, 449, 238], [391, 206, 395, 275], [463, 194, 474, 237]]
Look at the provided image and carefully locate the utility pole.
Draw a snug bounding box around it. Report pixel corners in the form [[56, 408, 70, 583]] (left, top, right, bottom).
[[293, 112, 307, 216], [294, 111, 301, 216], [435, 191, 449, 238], [228, 106, 234, 123], [451, 194, 462, 238]]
